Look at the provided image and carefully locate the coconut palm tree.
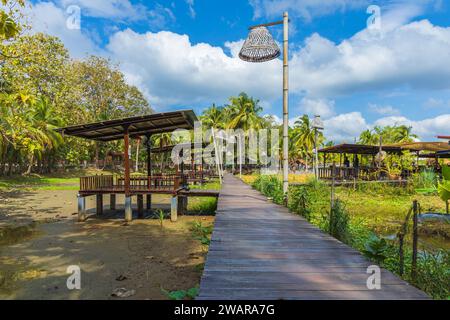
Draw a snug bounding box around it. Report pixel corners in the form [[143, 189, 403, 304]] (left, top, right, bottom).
[[291, 115, 323, 170], [393, 125, 418, 143], [226, 92, 264, 131], [200, 103, 224, 129]]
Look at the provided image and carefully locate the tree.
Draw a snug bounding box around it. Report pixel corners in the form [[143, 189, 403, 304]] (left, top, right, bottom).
[[0, 1, 25, 42], [291, 115, 324, 170], [393, 125, 418, 143], [67, 56, 152, 167], [226, 92, 264, 131], [200, 103, 224, 129]]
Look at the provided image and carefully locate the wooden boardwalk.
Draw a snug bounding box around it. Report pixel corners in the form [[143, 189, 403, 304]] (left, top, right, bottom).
[[198, 174, 428, 300]]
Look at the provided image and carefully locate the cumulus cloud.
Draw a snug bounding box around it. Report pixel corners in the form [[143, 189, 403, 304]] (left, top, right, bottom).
[[299, 98, 335, 118], [290, 20, 450, 96], [373, 114, 450, 140], [106, 29, 282, 107], [323, 112, 369, 143], [321, 113, 450, 143], [27, 2, 101, 58], [58, 0, 144, 21]]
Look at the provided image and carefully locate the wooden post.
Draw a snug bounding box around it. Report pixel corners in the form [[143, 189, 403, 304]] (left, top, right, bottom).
[[146, 134, 152, 206], [77, 194, 86, 222], [171, 196, 178, 222], [96, 194, 103, 215], [110, 194, 116, 210], [123, 126, 132, 222], [137, 194, 144, 219], [411, 200, 419, 282], [123, 126, 131, 197], [330, 162, 336, 234], [398, 233, 405, 276], [146, 194, 152, 211]]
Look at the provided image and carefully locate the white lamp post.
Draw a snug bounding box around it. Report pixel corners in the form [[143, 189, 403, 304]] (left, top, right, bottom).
[[239, 12, 290, 196]]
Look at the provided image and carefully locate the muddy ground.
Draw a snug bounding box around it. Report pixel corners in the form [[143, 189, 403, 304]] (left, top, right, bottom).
[[0, 190, 214, 299]]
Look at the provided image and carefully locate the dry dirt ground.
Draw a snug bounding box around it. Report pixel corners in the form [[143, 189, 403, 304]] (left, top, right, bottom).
[[0, 190, 214, 299]]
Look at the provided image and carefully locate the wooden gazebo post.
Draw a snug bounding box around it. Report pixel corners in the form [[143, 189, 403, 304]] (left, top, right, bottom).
[[146, 134, 152, 210], [123, 125, 132, 222]]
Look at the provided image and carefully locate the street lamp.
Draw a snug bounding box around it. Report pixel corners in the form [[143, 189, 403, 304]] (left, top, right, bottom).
[[311, 115, 324, 179], [239, 12, 290, 195]]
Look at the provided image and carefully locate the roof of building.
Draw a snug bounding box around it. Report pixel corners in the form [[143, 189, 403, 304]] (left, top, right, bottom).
[[318, 143, 405, 155], [56, 110, 198, 142], [387, 141, 450, 152]]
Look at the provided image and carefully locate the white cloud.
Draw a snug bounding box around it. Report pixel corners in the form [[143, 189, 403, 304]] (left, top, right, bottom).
[[106, 30, 282, 108], [368, 103, 401, 116], [58, 0, 143, 20], [323, 112, 369, 143], [373, 114, 450, 140], [27, 2, 101, 58], [299, 98, 335, 118], [321, 112, 450, 143], [290, 20, 450, 97]]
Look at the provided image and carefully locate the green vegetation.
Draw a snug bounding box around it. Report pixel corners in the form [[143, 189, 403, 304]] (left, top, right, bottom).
[[248, 175, 449, 299], [161, 286, 199, 300], [190, 221, 213, 246]]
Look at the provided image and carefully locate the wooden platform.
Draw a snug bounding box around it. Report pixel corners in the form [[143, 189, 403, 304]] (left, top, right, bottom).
[[198, 174, 428, 300]]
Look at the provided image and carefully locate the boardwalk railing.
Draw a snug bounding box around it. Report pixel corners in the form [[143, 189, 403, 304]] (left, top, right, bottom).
[[79, 174, 187, 193], [319, 166, 378, 180]]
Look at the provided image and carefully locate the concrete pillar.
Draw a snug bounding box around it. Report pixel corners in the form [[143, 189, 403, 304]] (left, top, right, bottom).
[[170, 196, 178, 222], [96, 194, 103, 215], [146, 194, 152, 210], [125, 196, 132, 222], [77, 194, 86, 222], [110, 194, 116, 210], [137, 195, 144, 219]]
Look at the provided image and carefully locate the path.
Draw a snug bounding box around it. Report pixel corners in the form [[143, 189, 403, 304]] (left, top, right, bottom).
[[198, 174, 428, 300]]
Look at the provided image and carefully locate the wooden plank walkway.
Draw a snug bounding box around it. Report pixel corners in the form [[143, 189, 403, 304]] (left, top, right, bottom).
[[198, 174, 428, 300]]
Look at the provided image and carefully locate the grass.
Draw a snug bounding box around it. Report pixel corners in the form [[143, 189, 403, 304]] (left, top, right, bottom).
[[335, 187, 450, 249], [0, 169, 111, 191], [241, 173, 313, 185], [187, 180, 221, 215]]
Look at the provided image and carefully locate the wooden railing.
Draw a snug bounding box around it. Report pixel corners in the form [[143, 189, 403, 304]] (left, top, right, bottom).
[[80, 174, 187, 193], [80, 175, 114, 191], [318, 166, 379, 180]]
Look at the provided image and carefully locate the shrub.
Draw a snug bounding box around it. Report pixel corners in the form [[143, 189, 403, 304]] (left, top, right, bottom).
[[287, 178, 329, 224], [328, 199, 350, 244], [252, 175, 285, 204]]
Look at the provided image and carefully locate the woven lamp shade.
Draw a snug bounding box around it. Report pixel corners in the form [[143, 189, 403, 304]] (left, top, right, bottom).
[[239, 27, 281, 63]]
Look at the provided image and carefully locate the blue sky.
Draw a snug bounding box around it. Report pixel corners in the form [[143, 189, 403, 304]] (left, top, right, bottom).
[[27, 0, 450, 141]]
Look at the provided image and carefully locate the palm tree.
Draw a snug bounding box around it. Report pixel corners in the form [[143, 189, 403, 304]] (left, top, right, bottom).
[[24, 96, 64, 174], [291, 115, 323, 170], [226, 92, 264, 131], [359, 129, 377, 145], [200, 103, 224, 129], [393, 125, 418, 143]]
